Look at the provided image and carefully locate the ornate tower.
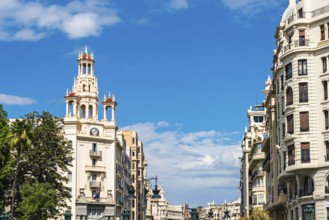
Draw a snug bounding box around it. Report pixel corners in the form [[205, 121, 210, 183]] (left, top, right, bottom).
[[63, 48, 127, 220], [65, 47, 99, 121]]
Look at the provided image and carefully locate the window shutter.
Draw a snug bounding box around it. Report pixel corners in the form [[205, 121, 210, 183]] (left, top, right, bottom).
[[300, 112, 309, 132], [301, 142, 310, 150]]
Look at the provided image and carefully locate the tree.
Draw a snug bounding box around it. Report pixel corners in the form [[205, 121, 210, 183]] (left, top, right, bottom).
[[17, 182, 57, 220], [7, 111, 73, 219], [8, 117, 33, 220], [0, 105, 13, 211], [250, 208, 272, 220], [24, 112, 73, 211]]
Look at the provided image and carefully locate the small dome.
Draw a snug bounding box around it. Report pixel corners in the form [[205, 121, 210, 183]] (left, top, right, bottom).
[[281, 6, 294, 23]]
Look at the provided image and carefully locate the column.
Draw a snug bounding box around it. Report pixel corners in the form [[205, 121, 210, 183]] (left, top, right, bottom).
[[111, 106, 115, 122], [86, 103, 89, 120], [104, 106, 107, 121], [66, 101, 69, 117]]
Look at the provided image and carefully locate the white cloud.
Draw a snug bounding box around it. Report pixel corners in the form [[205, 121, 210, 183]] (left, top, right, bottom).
[[0, 0, 121, 41], [0, 93, 36, 105], [168, 0, 188, 10], [221, 0, 280, 15], [121, 121, 241, 204]]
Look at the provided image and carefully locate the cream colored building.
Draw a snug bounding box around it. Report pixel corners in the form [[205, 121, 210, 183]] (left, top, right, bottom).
[[240, 104, 267, 217], [270, 0, 329, 219], [200, 199, 241, 220], [149, 185, 183, 220], [63, 48, 131, 219], [123, 131, 147, 220]]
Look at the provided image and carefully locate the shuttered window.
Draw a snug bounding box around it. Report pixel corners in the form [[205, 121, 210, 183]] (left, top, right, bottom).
[[301, 142, 310, 163], [288, 144, 295, 165], [300, 112, 309, 132], [286, 87, 293, 106], [287, 114, 294, 134], [299, 83, 308, 103]]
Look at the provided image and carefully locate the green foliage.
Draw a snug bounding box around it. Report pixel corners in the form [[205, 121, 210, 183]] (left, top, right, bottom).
[[250, 208, 272, 220], [17, 182, 57, 220], [5, 111, 73, 218], [0, 105, 13, 211]]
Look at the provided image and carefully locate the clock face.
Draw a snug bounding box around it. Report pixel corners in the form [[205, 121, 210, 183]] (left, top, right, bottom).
[[90, 127, 99, 136]]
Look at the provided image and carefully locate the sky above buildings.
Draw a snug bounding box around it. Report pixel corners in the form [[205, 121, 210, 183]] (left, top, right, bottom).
[[0, 0, 286, 207]]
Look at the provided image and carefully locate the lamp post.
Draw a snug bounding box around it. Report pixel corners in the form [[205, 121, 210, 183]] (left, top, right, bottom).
[[208, 209, 213, 220], [0, 212, 9, 220], [189, 208, 198, 220], [304, 205, 314, 220], [64, 210, 72, 220], [122, 210, 131, 220]]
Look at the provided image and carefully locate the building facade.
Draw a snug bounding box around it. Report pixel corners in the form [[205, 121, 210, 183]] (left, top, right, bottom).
[[241, 0, 329, 219], [240, 104, 267, 217], [271, 0, 329, 219], [63, 48, 131, 219], [123, 131, 147, 220]]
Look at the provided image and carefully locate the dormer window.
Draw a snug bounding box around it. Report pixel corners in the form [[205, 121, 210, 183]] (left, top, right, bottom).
[[254, 116, 264, 123]]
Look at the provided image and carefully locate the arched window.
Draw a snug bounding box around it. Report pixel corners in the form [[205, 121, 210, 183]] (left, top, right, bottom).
[[80, 105, 86, 118], [88, 105, 93, 119], [68, 101, 74, 117], [286, 87, 293, 106], [304, 176, 314, 196]]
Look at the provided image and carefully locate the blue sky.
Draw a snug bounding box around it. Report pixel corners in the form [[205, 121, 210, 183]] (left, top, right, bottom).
[[0, 0, 286, 207]]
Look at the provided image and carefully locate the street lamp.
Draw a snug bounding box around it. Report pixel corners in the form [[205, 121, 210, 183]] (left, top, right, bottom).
[[127, 175, 162, 200], [64, 209, 72, 220], [208, 209, 213, 220], [304, 205, 314, 220], [189, 208, 199, 220], [0, 212, 9, 220], [122, 210, 131, 220]]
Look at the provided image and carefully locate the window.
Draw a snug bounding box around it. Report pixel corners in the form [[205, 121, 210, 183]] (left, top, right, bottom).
[[286, 87, 293, 106], [298, 59, 307, 75], [299, 29, 305, 46], [321, 24, 325, 40], [92, 143, 97, 152], [302, 204, 315, 220], [298, 8, 304, 18], [254, 116, 264, 123], [258, 194, 264, 205], [288, 144, 295, 165], [300, 112, 309, 132], [301, 142, 310, 163], [92, 159, 97, 166], [325, 141, 329, 161], [283, 123, 286, 138], [325, 110, 329, 130], [295, 207, 299, 220], [283, 151, 287, 171], [285, 63, 292, 80], [304, 177, 314, 195], [287, 114, 294, 134], [68, 171, 72, 182], [281, 75, 284, 90], [281, 96, 284, 115], [322, 57, 327, 73], [299, 83, 308, 102], [252, 195, 257, 205], [323, 81, 328, 100]]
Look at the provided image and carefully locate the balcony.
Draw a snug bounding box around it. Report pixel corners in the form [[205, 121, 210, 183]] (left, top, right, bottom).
[[251, 170, 264, 181], [312, 4, 329, 18], [85, 165, 106, 173], [287, 12, 305, 24], [277, 192, 288, 204], [90, 180, 101, 188], [298, 189, 313, 198], [89, 150, 102, 158], [294, 39, 309, 47], [288, 159, 295, 166], [262, 154, 270, 171]]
